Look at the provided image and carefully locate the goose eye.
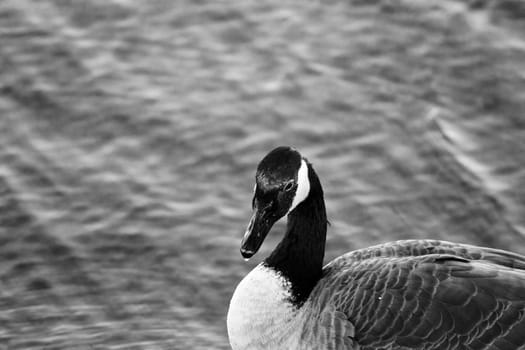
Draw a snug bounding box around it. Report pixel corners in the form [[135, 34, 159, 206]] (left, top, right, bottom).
[[283, 181, 294, 192]]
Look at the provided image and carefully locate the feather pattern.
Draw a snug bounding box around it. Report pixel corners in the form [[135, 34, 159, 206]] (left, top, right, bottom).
[[306, 240, 525, 349]]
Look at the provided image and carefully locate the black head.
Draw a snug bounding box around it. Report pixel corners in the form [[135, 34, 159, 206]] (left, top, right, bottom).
[[241, 146, 311, 259]]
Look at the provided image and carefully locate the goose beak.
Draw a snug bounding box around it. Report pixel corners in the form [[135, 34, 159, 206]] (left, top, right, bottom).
[[240, 209, 275, 259]]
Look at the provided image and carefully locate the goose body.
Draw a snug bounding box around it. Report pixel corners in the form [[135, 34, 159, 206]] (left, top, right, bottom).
[[227, 147, 525, 350]]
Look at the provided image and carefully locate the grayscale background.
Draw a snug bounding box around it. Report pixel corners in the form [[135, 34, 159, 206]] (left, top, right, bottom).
[[1, 1, 525, 349]]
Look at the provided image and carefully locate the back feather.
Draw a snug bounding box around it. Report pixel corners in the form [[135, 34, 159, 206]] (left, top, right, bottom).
[[310, 240, 525, 350]]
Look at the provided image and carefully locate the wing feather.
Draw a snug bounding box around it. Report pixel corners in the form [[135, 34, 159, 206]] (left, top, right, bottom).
[[312, 240, 525, 349]]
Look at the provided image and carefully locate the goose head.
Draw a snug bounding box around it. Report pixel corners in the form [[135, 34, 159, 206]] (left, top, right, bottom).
[[241, 146, 311, 259]]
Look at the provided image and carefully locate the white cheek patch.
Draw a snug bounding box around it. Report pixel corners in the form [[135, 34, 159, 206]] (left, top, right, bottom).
[[287, 159, 310, 215]]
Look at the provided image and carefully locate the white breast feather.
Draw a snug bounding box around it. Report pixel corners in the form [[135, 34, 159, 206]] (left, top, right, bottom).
[[227, 264, 304, 349]]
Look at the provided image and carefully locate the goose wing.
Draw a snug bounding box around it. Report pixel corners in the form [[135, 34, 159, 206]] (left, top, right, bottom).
[[315, 240, 525, 350]]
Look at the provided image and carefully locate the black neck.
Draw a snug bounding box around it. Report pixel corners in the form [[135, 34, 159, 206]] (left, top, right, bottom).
[[264, 164, 327, 306]]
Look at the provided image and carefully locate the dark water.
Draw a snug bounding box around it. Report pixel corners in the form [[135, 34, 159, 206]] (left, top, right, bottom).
[[1, 1, 525, 349]]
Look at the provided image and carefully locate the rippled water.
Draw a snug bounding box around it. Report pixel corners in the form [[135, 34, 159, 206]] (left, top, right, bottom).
[[1, 1, 525, 349]]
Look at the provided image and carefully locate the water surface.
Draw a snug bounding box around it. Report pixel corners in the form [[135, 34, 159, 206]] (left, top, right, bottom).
[[1, 1, 525, 349]]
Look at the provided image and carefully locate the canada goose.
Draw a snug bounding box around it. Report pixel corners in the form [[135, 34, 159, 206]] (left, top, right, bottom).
[[227, 146, 525, 350]]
